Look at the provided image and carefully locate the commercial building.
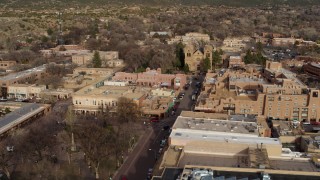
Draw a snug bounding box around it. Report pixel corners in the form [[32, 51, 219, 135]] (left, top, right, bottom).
[[168, 112, 281, 158], [184, 45, 213, 71], [7, 84, 46, 99], [0, 65, 47, 97], [194, 61, 320, 122], [72, 85, 147, 114], [112, 68, 187, 90]]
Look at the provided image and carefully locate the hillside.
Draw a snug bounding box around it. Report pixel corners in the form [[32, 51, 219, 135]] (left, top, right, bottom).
[[1, 0, 320, 8]]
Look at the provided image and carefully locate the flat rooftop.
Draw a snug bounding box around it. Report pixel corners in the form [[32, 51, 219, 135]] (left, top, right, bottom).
[[0, 65, 46, 82], [74, 85, 148, 99], [170, 129, 281, 145], [266, 67, 305, 86], [173, 116, 258, 135], [229, 77, 268, 84]]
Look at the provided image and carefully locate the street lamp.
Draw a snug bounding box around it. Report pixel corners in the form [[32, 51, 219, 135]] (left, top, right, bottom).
[[149, 149, 157, 161]]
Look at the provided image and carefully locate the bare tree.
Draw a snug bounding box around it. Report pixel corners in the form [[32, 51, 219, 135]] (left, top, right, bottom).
[[74, 119, 115, 179], [0, 142, 14, 179]]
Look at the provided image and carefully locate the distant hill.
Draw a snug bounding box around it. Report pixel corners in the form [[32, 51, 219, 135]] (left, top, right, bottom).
[[1, 0, 320, 8]]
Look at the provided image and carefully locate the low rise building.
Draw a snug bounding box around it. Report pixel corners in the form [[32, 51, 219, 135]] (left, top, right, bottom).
[[272, 37, 302, 47], [167, 32, 210, 45], [159, 112, 282, 170], [104, 80, 128, 87], [0, 60, 16, 70], [0, 65, 47, 97], [72, 51, 124, 67], [228, 56, 245, 68], [72, 85, 147, 114], [40, 45, 89, 57], [7, 84, 46, 99], [195, 64, 320, 122], [73, 67, 114, 77], [112, 68, 187, 90], [221, 37, 251, 52], [40, 88, 73, 101], [151, 88, 174, 97]]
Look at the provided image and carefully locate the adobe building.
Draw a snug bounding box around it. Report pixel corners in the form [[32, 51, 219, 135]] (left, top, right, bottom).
[[194, 62, 320, 122], [112, 68, 187, 90], [221, 37, 251, 52], [184, 45, 213, 71], [73, 67, 114, 77], [228, 56, 245, 68], [72, 85, 148, 114], [7, 84, 46, 99], [167, 32, 210, 45], [0, 65, 47, 97], [72, 51, 124, 67], [0, 60, 16, 70]]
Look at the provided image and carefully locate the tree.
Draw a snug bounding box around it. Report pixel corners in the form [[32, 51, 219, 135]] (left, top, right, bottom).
[[19, 119, 57, 162], [175, 42, 185, 69], [0, 142, 14, 179], [244, 49, 254, 64], [47, 28, 53, 36], [74, 120, 115, 179], [202, 57, 211, 72], [92, 51, 102, 68], [183, 63, 190, 73], [115, 97, 141, 124], [212, 50, 222, 70]]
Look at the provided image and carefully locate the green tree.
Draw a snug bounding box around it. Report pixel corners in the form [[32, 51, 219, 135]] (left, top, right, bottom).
[[244, 49, 254, 64], [92, 51, 102, 68], [203, 57, 211, 72], [183, 63, 190, 73], [47, 28, 53, 36], [212, 50, 222, 70], [256, 42, 263, 52], [175, 42, 185, 69]]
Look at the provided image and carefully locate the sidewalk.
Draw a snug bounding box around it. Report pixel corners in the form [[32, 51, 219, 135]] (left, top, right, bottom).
[[113, 127, 154, 180]]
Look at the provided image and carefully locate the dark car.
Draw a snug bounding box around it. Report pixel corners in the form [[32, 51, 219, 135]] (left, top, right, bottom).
[[163, 125, 170, 131]]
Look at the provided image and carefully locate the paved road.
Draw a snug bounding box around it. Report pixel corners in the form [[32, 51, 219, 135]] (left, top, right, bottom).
[[113, 74, 205, 180]]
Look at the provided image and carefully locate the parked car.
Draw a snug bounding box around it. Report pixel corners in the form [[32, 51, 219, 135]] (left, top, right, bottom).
[[160, 139, 167, 147], [158, 148, 163, 155], [150, 117, 159, 122], [163, 125, 170, 131]]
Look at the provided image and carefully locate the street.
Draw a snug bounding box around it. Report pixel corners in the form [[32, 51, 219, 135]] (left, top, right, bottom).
[[113, 74, 205, 180]]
